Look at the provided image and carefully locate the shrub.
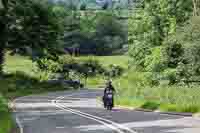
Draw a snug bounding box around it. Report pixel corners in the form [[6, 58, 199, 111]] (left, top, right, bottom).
[[141, 101, 160, 110], [80, 56, 104, 75], [104, 64, 124, 78], [36, 58, 61, 73]]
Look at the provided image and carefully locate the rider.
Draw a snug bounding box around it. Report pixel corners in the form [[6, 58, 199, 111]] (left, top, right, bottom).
[[103, 80, 116, 108]]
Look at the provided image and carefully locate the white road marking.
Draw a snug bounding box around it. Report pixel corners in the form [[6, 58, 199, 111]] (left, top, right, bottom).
[[54, 101, 123, 133], [14, 90, 137, 133], [56, 126, 65, 129], [14, 103, 55, 109], [13, 91, 88, 133], [53, 92, 137, 133], [16, 116, 24, 133]]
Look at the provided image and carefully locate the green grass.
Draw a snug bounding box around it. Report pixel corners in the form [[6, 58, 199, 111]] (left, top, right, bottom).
[[75, 55, 129, 88], [4, 53, 36, 77], [3, 54, 129, 96], [2, 53, 74, 98], [4, 54, 200, 113], [115, 97, 145, 108], [0, 72, 70, 99], [86, 76, 106, 88], [114, 69, 200, 113], [0, 95, 12, 133], [76, 55, 129, 69], [0, 54, 73, 133]]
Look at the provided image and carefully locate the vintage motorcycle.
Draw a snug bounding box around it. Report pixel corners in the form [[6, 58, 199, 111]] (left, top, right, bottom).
[[103, 89, 114, 110]]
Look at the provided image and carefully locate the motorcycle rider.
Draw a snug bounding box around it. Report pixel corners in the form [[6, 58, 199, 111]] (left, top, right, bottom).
[[103, 80, 116, 108]]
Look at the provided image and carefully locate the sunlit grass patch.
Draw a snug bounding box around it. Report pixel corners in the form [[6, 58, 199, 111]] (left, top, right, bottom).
[[76, 55, 129, 69], [115, 69, 200, 113]]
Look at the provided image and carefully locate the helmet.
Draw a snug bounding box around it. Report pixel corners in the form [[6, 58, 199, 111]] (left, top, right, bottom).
[[106, 80, 112, 86]]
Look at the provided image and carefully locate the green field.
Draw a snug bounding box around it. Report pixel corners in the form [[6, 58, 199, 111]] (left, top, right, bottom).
[[4, 53, 35, 76], [2, 54, 129, 95], [76, 55, 129, 88], [2, 54, 200, 114], [75, 55, 129, 69], [114, 69, 200, 113]]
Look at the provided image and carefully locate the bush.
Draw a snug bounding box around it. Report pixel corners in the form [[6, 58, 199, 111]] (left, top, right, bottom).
[[163, 69, 177, 85], [36, 58, 61, 73], [80, 56, 105, 75], [104, 64, 124, 78], [141, 101, 160, 110]]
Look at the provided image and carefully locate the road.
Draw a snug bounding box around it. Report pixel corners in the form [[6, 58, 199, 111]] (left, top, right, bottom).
[[13, 89, 200, 133]]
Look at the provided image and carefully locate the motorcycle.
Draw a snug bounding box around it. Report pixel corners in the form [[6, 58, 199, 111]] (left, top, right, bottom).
[[103, 90, 114, 110]]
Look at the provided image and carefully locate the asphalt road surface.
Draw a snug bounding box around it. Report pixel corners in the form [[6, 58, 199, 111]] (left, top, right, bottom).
[[13, 89, 200, 133]]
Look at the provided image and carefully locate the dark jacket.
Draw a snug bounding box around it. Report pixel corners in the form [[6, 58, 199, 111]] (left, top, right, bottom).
[[104, 84, 115, 95]]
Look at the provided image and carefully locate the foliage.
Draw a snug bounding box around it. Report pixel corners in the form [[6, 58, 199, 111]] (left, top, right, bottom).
[[0, 0, 7, 75], [104, 64, 124, 78], [63, 10, 127, 55], [7, 0, 64, 55], [128, 0, 195, 83], [115, 69, 200, 113], [0, 0, 65, 75]]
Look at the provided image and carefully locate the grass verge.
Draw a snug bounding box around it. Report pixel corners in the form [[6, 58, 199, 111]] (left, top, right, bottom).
[[0, 95, 13, 133], [1, 54, 75, 133], [114, 69, 200, 114], [0, 72, 70, 99]]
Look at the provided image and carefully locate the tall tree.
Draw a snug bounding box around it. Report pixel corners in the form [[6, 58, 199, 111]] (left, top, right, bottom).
[[0, 0, 65, 74], [0, 0, 8, 75], [129, 0, 193, 70]]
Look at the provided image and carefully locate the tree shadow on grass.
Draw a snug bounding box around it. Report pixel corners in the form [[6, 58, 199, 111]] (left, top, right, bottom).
[[0, 71, 69, 99]]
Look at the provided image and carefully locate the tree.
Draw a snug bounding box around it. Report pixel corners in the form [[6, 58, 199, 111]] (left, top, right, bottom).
[[128, 0, 194, 84], [177, 17, 200, 77], [0, 0, 65, 74], [129, 0, 193, 69], [0, 0, 8, 75]]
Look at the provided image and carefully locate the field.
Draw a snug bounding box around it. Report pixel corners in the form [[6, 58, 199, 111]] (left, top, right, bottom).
[[4, 53, 35, 76], [1, 54, 71, 99], [2, 54, 129, 96], [75, 55, 129, 69], [114, 69, 200, 113], [2, 53, 200, 114], [75, 55, 129, 88]]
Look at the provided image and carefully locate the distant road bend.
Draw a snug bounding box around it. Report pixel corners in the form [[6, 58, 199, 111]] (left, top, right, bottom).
[[13, 89, 200, 133]]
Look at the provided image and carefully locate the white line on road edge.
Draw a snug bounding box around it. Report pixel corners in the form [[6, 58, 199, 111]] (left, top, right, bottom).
[[53, 92, 137, 133], [16, 116, 24, 133]]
